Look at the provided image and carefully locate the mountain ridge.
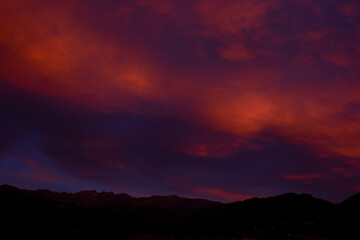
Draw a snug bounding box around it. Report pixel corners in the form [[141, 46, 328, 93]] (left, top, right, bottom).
[[1, 184, 360, 239], [0, 184, 344, 205]]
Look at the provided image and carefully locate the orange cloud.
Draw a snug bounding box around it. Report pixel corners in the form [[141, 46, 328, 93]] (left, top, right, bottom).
[[139, 0, 177, 17], [195, 187, 255, 202], [1, 0, 360, 168], [219, 42, 255, 62], [283, 174, 324, 181], [178, 136, 249, 158], [0, 0, 159, 110], [195, 0, 279, 34], [323, 53, 359, 66]]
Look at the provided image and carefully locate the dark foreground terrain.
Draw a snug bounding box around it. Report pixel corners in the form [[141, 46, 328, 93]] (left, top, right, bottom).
[[1, 184, 359, 239]]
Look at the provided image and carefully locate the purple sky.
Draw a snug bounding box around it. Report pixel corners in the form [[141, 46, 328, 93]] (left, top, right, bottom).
[[1, 0, 360, 202]]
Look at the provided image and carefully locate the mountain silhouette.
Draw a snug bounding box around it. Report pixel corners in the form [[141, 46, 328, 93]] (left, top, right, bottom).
[[0, 184, 359, 239]]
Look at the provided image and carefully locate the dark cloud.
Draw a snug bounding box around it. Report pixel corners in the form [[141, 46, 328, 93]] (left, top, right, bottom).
[[1, 83, 358, 202], [1, 0, 360, 202], [340, 102, 360, 121]]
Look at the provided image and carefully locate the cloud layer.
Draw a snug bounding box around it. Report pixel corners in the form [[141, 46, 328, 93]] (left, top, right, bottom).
[[1, 0, 360, 202]]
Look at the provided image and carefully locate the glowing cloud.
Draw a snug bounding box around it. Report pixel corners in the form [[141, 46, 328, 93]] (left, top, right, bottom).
[[1, 0, 360, 202]]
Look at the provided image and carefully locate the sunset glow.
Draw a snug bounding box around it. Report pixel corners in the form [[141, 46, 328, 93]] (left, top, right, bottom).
[[1, 0, 360, 202]]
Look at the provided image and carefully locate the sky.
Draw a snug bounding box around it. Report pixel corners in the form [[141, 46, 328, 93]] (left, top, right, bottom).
[[1, 0, 360, 203]]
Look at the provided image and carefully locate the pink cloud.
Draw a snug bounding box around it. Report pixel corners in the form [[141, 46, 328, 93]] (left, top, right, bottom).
[[195, 187, 256, 202]]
